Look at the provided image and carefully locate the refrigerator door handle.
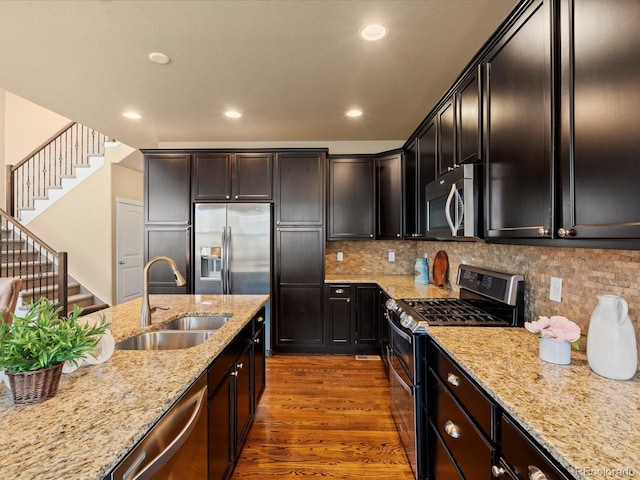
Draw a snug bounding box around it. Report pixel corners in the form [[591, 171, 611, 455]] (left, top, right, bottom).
[[226, 226, 232, 293], [221, 228, 227, 294]]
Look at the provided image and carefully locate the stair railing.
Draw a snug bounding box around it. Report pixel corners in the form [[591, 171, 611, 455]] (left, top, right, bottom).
[[0, 208, 67, 315], [6, 122, 106, 218]]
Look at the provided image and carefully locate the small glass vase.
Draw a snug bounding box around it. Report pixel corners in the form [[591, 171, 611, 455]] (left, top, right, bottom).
[[539, 337, 571, 365]]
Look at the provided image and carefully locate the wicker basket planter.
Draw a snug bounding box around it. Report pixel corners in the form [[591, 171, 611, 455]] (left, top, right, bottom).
[[6, 362, 64, 406]]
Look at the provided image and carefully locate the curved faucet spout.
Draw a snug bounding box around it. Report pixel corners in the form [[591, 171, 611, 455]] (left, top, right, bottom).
[[141, 256, 187, 327]]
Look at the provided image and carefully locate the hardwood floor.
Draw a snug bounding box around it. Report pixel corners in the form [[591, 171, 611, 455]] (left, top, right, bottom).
[[232, 354, 414, 479]]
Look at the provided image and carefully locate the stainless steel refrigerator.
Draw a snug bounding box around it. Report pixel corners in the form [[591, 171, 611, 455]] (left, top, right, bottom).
[[194, 203, 272, 352]]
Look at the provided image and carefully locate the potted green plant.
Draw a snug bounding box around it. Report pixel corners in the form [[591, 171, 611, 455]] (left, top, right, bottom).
[[0, 297, 110, 406]]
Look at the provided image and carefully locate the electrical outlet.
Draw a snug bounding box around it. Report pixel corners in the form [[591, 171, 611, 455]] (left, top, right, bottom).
[[337, 252, 344, 262], [388, 251, 395, 262], [550, 276, 562, 302]]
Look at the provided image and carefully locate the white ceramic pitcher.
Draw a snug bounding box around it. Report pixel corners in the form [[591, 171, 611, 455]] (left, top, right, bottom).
[[587, 295, 637, 380]]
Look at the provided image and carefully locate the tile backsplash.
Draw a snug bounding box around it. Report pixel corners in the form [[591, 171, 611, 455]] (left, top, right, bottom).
[[326, 239, 640, 366]]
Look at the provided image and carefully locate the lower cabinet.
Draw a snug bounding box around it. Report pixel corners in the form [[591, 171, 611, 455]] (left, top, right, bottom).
[[427, 339, 573, 480], [208, 309, 265, 480], [323, 284, 378, 354]]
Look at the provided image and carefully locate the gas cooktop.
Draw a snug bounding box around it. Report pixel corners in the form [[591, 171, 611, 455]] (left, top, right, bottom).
[[387, 265, 525, 332]]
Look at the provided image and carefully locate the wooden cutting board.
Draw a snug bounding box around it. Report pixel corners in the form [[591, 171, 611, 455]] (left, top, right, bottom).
[[432, 250, 449, 288]]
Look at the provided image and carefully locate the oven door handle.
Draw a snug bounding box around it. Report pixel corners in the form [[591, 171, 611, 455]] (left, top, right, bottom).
[[385, 310, 412, 344], [388, 354, 413, 396]]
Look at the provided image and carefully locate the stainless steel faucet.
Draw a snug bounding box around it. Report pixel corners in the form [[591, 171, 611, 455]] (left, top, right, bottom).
[[141, 256, 187, 327]]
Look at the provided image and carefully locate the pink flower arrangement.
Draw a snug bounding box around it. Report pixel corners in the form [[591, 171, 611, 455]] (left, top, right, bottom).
[[524, 316, 582, 349]]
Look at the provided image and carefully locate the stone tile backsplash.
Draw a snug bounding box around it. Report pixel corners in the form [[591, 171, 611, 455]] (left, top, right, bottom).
[[326, 239, 640, 363]]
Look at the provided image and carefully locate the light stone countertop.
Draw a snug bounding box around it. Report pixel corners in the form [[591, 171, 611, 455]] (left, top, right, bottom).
[[0, 294, 269, 480], [327, 274, 640, 479]]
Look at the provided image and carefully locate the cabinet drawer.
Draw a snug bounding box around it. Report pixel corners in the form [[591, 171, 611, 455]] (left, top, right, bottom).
[[430, 343, 493, 437], [329, 285, 351, 299], [428, 423, 463, 479], [431, 373, 493, 479], [500, 414, 571, 480]]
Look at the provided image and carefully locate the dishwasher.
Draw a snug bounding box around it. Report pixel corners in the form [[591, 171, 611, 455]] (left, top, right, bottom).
[[104, 373, 208, 480]]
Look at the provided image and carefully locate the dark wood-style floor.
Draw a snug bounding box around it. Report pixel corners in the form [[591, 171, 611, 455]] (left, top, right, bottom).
[[231, 354, 414, 479]]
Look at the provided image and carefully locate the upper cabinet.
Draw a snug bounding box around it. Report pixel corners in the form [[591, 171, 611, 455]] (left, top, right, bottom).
[[558, 0, 640, 240], [275, 151, 326, 226], [327, 156, 375, 240], [456, 66, 482, 165], [145, 153, 191, 225], [436, 96, 456, 176], [376, 151, 403, 239], [193, 152, 273, 201], [483, 0, 553, 240], [404, 121, 436, 238]]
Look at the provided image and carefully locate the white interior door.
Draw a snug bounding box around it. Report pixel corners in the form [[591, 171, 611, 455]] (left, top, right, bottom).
[[116, 198, 144, 304]]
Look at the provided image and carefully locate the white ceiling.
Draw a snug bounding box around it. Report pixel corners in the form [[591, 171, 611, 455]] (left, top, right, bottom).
[[0, 0, 518, 150]]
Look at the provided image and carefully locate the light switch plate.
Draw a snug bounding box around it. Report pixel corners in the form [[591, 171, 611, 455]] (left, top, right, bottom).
[[388, 251, 395, 262], [550, 276, 562, 302], [337, 252, 344, 262]]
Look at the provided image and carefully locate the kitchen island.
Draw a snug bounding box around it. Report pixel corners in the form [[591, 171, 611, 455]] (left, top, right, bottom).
[[0, 294, 269, 480]]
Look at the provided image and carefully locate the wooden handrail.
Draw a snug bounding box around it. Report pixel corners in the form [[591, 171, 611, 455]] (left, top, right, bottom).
[[9, 121, 75, 173], [0, 207, 61, 259]]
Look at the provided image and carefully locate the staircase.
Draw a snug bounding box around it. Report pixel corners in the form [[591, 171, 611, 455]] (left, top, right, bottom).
[[3, 122, 111, 317]]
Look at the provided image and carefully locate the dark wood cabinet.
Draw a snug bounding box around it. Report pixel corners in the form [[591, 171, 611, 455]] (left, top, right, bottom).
[[323, 284, 377, 353], [276, 152, 325, 226], [437, 96, 456, 176], [558, 0, 640, 240], [144, 227, 190, 294], [483, 0, 553, 239], [456, 66, 482, 165], [376, 152, 403, 239], [404, 120, 437, 238], [327, 156, 375, 240], [144, 153, 191, 224], [325, 285, 352, 348], [354, 284, 377, 347], [193, 152, 273, 201], [207, 313, 263, 480], [251, 310, 266, 409], [275, 227, 324, 352]]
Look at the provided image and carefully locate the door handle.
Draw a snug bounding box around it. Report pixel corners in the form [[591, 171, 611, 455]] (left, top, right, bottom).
[[119, 261, 125, 265]]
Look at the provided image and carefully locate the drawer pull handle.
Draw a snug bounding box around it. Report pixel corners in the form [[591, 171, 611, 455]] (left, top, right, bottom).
[[447, 373, 460, 387], [335, 288, 346, 294], [444, 420, 461, 439], [492, 466, 506, 477], [528, 466, 549, 480]]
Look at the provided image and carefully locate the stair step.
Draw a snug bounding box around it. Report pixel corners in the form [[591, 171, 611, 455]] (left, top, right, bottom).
[[10, 271, 57, 290], [77, 303, 110, 316], [68, 293, 96, 309], [0, 249, 43, 262], [19, 282, 81, 303], [1, 260, 54, 276]]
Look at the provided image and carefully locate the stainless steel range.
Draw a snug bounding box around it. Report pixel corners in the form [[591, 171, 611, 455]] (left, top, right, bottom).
[[384, 265, 525, 480]]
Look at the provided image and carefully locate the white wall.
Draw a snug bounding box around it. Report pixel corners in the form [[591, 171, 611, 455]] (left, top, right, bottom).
[[0, 91, 5, 209]]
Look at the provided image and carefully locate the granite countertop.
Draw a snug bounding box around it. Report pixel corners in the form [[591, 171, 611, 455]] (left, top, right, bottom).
[[428, 327, 640, 480], [0, 294, 269, 480]]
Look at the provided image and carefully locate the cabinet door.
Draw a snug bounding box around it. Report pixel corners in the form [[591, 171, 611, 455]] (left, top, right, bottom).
[[327, 297, 352, 345], [376, 153, 403, 239], [208, 372, 235, 480], [276, 152, 325, 226], [437, 97, 456, 176], [144, 227, 190, 294], [275, 227, 324, 351], [403, 141, 418, 238], [252, 314, 266, 409], [354, 285, 377, 346], [484, 0, 553, 239], [233, 153, 273, 201], [417, 120, 437, 237], [193, 152, 232, 201], [456, 66, 482, 164], [328, 157, 375, 240], [235, 345, 253, 451], [144, 153, 191, 224], [559, 0, 640, 239]]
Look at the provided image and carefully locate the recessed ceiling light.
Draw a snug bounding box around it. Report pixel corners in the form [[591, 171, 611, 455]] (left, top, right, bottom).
[[360, 23, 388, 41], [122, 111, 142, 120], [346, 109, 363, 118], [148, 52, 171, 65], [225, 110, 242, 119]]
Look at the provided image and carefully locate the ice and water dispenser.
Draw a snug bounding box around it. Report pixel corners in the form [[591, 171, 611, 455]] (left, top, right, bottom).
[[200, 246, 222, 280]]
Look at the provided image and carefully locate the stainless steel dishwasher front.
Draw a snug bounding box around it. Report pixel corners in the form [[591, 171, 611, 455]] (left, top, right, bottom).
[[105, 372, 208, 480]]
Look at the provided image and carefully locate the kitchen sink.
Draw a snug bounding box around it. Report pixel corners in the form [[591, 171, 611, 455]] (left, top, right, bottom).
[[115, 331, 215, 351], [160, 315, 231, 331]]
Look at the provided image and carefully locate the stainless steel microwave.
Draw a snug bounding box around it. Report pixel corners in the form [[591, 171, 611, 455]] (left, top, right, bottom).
[[424, 164, 481, 239]]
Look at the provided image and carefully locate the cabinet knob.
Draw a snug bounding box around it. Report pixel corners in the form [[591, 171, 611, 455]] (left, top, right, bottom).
[[492, 466, 507, 477], [235, 195, 239, 200], [335, 288, 346, 294], [255, 338, 260, 344], [439, 180, 445, 185], [447, 167, 454, 172], [370, 234, 374, 238], [444, 420, 461, 439], [257, 316, 265, 323], [528, 466, 549, 480], [446, 373, 460, 387], [226, 195, 230, 199], [396, 233, 401, 238], [557, 227, 576, 238], [537, 228, 549, 237], [230, 371, 238, 377], [237, 362, 244, 370], [346, 298, 350, 303]]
